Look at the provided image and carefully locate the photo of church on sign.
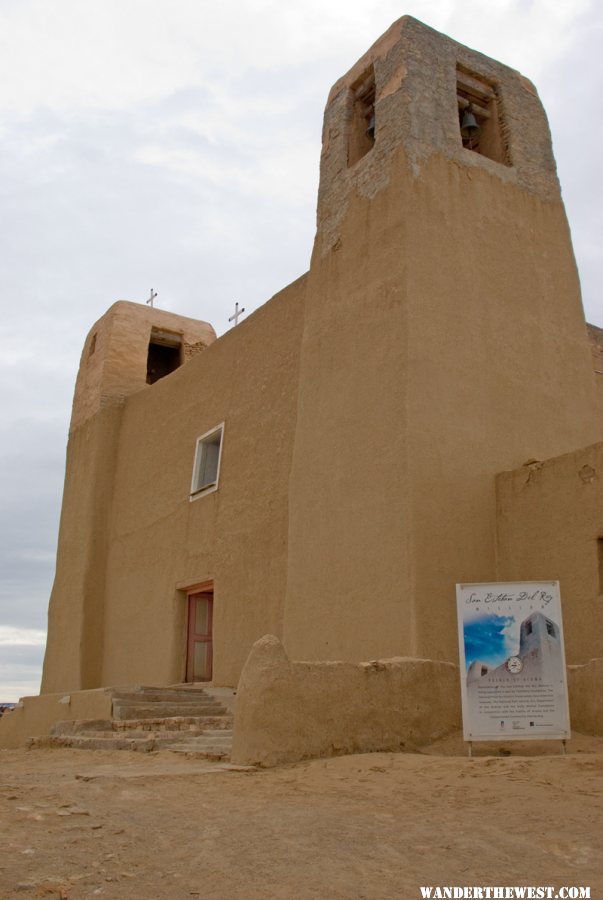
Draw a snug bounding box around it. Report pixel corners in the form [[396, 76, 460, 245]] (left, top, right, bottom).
[[457, 582, 570, 741], [466, 611, 563, 688]]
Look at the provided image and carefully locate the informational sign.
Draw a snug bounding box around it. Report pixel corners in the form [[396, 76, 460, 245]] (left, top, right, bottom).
[[456, 582, 570, 742]]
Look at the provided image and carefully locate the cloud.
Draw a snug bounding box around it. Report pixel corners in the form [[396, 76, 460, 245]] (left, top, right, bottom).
[[0, 627, 47, 647], [0, 644, 44, 701], [0, 1, 594, 114], [463, 614, 517, 670], [0, 642, 45, 703]]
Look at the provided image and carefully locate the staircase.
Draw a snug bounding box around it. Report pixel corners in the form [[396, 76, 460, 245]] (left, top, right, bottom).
[[27, 686, 234, 761]]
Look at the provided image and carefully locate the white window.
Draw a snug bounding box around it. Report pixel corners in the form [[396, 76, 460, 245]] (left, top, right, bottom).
[[190, 424, 224, 498]]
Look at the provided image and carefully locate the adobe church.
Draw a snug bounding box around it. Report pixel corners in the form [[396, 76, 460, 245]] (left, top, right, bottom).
[[33, 16, 603, 714]]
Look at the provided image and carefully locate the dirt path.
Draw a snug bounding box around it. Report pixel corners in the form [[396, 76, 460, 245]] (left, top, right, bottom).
[[1, 734, 602, 899]]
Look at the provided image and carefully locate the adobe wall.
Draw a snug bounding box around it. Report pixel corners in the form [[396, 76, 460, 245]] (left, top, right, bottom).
[[42, 303, 217, 694], [231, 635, 461, 767], [4, 648, 599, 751], [283, 16, 602, 667], [588, 324, 603, 421], [42, 277, 306, 693], [496, 442, 603, 663], [230, 636, 603, 767], [0, 688, 112, 750], [4, 649, 600, 751], [98, 276, 307, 689], [42, 407, 122, 691], [567, 658, 603, 735]]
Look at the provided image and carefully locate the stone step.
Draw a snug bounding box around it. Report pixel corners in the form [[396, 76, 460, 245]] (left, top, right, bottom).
[[57, 728, 233, 744], [29, 683, 235, 757], [51, 719, 113, 736], [66, 728, 203, 742], [28, 734, 160, 752], [167, 743, 231, 761], [29, 731, 234, 758], [199, 730, 233, 740], [50, 715, 233, 737], [113, 695, 222, 706], [113, 695, 223, 707], [112, 702, 224, 720], [111, 716, 233, 733], [111, 689, 213, 703], [138, 733, 218, 748]]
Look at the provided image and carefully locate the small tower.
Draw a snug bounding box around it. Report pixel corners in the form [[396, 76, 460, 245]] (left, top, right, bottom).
[[70, 301, 215, 433], [42, 302, 215, 693], [517, 611, 562, 682], [519, 611, 560, 656]]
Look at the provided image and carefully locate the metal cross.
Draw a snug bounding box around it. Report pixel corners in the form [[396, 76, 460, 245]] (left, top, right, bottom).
[[228, 301, 246, 327], [147, 288, 157, 307]]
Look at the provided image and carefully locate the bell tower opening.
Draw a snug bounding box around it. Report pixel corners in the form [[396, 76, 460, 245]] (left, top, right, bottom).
[[146, 328, 183, 384], [347, 66, 376, 167], [457, 64, 510, 166]]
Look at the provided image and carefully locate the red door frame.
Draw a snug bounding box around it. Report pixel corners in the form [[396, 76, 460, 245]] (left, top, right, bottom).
[[185, 582, 214, 682]]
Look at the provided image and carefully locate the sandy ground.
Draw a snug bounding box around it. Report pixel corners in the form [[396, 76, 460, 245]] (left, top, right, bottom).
[[1, 733, 601, 899]]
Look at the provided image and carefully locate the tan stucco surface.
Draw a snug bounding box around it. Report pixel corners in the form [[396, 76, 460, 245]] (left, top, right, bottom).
[[496, 442, 603, 664], [567, 659, 603, 736], [588, 323, 603, 420], [38, 17, 603, 719], [283, 17, 601, 664], [42, 407, 122, 691], [230, 636, 603, 767], [2, 650, 600, 752], [0, 689, 112, 749], [42, 275, 306, 693], [231, 635, 461, 767], [71, 301, 216, 432]]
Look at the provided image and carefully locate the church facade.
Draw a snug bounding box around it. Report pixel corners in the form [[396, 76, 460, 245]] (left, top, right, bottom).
[[41, 16, 603, 697]]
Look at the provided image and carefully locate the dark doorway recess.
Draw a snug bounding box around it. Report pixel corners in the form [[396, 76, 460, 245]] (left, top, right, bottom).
[[146, 329, 182, 384]]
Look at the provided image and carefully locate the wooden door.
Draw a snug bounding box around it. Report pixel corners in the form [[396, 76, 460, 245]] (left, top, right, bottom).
[[186, 590, 213, 682]]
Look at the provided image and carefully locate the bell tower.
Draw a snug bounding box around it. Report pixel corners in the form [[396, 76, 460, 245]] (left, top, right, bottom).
[[283, 17, 602, 665]]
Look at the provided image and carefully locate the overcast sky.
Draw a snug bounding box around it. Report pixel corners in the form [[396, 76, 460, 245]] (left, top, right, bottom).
[[0, 0, 601, 702]]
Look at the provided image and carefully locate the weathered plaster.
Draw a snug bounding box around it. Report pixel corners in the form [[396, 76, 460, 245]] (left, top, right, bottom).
[[42, 276, 307, 693], [315, 16, 560, 258], [71, 301, 215, 433], [496, 442, 603, 663], [231, 635, 461, 767], [588, 323, 603, 420], [0, 689, 113, 750], [230, 636, 603, 766]]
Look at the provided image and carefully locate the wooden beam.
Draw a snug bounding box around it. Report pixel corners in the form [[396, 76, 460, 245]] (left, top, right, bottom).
[[457, 95, 492, 119], [457, 72, 495, 100]]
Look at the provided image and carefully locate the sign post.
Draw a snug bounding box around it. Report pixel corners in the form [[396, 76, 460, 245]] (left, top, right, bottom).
[[456, 582, 570, 746]]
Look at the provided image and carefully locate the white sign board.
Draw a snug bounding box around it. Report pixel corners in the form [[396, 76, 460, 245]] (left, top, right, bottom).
[[456, 582, 570, 742]]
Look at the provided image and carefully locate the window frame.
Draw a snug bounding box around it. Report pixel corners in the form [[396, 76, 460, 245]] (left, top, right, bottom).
[[190, 423, 224, 500]]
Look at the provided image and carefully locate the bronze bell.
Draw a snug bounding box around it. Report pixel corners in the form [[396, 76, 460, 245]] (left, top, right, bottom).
[[461, 107, 480, 138], [366, 112, 375, 139]]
